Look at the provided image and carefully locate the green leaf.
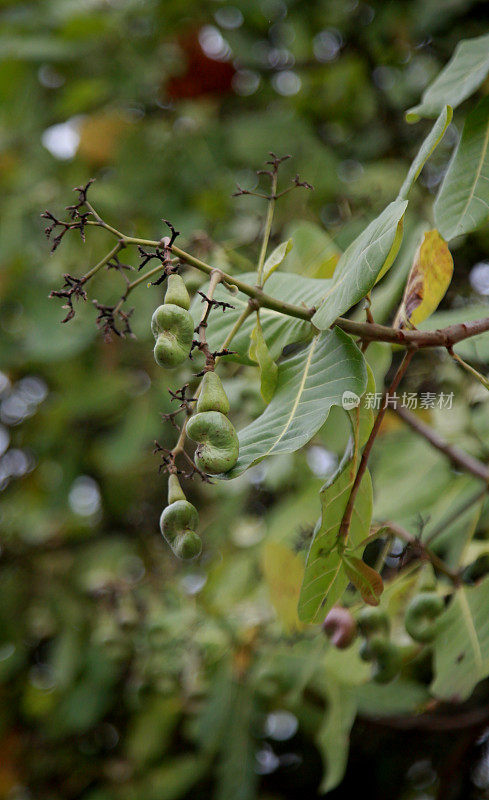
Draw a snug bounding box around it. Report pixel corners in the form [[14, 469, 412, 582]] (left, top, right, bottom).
[[323, 640, 371, 686], [312, 199, 408, 330], [224, 328, 367, 478], [432, 576, 489, 701], [193, 272, 329, 364], [435, 96, 489, 241], [366, 222, 430, 324], [317, 681, 357, 793], [248, 314, 278, 403], [125, 696, 180, 766], [216, 680, 258, 800], [195, 663, 234, 756], [262, 239, 293, 283], [284, 221, 340, 278], [341, 554, 383, 606], [261, 541, 305, 632], [350, 362, 375, 449], [356, 679, 430, 716], [406, 33, 489, 121], [422, 475, 484, 569], [398, 106, 452, 199], [0, 36, 85, 61], [298, 463, 373, 623], [135, 756, 208, 800], [371, 435, 483, 568]]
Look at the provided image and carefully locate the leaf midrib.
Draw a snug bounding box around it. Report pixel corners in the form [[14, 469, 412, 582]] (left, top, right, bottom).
[[262, 335, 319, 456]]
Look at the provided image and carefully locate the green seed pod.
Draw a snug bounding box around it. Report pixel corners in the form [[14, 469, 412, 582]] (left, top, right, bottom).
[[196, 371, 230, 415], [404, 592, 444, 643], [369, 638, 402, 684], [152, 304, 194, 368], [356, 606, 390, 639], [160, 499, 201, 560], [164, 274, 191, 310], [186, 410, 239, 474]]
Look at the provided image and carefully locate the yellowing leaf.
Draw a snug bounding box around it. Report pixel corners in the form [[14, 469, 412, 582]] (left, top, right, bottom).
[[394, 229, 453, 328], [248, 314, 278, 403], [262, 541, 305, 632], [342, 554, 383, 606]]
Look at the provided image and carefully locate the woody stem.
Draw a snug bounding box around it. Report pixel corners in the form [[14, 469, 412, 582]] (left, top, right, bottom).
[[338, 349, 415, 546]]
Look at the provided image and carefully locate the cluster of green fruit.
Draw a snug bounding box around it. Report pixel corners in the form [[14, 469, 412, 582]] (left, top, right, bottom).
[[151, 274, 239, 559], [324, 586, 445, 683]]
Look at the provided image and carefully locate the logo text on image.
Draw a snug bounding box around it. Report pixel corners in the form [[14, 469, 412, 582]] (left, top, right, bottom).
[[342, 391, 360, 411]]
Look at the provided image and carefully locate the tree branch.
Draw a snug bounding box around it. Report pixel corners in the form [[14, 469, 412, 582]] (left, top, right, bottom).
[[83, 221, 489, 350], [393, 405, 489, 483], [336, 316, 489, 349], [338, 350, 415, 546]]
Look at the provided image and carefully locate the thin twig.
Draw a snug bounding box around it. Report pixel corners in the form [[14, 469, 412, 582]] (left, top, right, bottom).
[[84, 242, 124, 281], [191, 270, 225, 371], [256, 169, 277, 287], [448, 346, 489, 391], [386, 521, 461, 585], [425, 487, 488, 546], [393, 405, 489, 483]]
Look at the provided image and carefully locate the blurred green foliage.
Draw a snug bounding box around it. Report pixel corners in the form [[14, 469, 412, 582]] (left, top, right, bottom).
[[2, 1, 489, 798]]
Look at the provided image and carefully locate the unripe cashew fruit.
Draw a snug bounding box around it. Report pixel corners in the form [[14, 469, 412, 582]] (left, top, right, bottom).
[[164, 274, 191, 310], [167, 473, 186, 504], [160, 499, 201, 559], [404, 592, 444, 643], [186, 410, 239, 474], [323, 606, 357, 649], [197, 371, 230, 415], [368, 638, 402, 684], [356, 606, 390, 639], [359, 637, 376, 662], [160, 475, 201, 559], [152, 303, 194, 368]]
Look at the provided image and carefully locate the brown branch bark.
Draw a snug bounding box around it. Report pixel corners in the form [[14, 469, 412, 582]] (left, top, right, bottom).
[[335, 316, 489, 349]]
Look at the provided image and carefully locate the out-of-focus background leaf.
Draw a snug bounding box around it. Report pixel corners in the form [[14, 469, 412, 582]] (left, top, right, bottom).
[[2, 1, 489, 799]]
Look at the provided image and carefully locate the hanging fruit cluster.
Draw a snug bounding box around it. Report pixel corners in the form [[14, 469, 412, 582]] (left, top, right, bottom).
[[151, 270, 239, 559]]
